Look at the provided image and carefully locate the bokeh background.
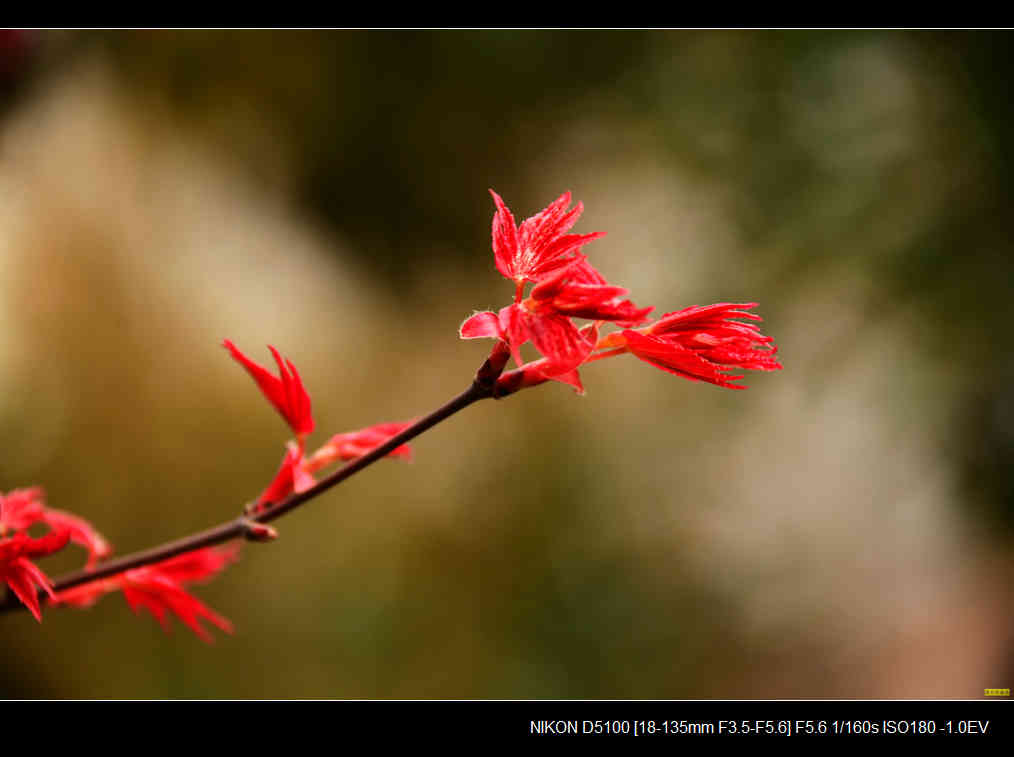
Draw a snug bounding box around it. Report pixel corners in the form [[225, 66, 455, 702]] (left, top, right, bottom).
[[0, 29, 1012, 699]]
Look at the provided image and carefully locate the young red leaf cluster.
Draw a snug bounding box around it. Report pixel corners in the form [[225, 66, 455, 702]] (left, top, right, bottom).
[[1, 341, 421, 639], [0, 487, 232, 638], [222, 342, 415, 510], [1, 488, 96, 621], [462, 190, 782, 394], [0, 485, 239, 639]]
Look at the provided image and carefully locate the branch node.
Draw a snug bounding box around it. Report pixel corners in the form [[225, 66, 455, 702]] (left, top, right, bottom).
[[474, 340, 511, 394], [241, 518, 278, 543]]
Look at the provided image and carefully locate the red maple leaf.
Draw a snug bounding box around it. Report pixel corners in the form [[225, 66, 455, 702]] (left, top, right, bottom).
[[615, 303, 782, 389], [526, 256, 653, 327], [304, 421, 415, 472], [0, 529, 71, 621], [490, 190, 605, 285], [223, 340, 314, 438], [52, 545, 239, 643], [1, 487, 111, 568], [254, 442, 317, 510]]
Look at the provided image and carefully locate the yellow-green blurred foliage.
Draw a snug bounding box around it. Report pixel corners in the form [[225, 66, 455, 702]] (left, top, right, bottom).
[[0, 31, 1011, 698]]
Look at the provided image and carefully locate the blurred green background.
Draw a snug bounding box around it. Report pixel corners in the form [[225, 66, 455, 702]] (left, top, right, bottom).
[[0, 29, 1012, 698]]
